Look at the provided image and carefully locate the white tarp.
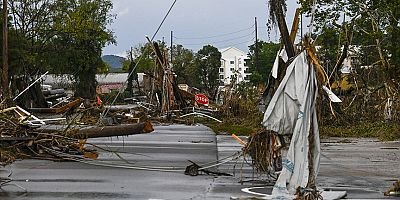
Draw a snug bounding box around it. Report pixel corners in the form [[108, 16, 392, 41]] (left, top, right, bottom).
[[262, 51, 321, 199], [323, 86, 342, 103], [340, 57, 352, 74], [272, 49, 289, 79], [272, 51, 280, 79]]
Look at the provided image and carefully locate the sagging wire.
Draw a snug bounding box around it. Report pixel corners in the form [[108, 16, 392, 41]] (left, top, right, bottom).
[[37, 131, 243, 171], [173, 24, 255, 40], [98, 0, 177, 124], [0, 168, 27, 192], [42, 145, 184, 172], [41, 144, 242, 173], [174, 31, 255, 46]]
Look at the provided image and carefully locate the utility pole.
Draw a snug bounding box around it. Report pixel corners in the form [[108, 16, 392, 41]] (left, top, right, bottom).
[[2, 0, 9, 97], [170, 31, 173, 66], [255, 17, 258, 72]]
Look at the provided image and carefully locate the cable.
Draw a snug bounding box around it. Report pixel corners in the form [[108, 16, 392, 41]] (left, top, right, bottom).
[[41, 145, 242, 173], [216, 36, 256, 49], [174, 31, 255, 46], [151, 0, 177, 41], [173, 25, 255, 40]]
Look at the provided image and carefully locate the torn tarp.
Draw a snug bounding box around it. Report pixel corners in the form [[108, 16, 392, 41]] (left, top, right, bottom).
[[262, 51, 321, 198]]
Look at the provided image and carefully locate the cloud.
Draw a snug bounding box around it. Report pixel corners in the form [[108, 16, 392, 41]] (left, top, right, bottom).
[[117, 8, 130, 17], [111, 0, 130, 17]]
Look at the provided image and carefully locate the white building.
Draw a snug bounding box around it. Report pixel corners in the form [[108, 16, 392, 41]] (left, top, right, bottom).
[[219, 47, 251, 85]]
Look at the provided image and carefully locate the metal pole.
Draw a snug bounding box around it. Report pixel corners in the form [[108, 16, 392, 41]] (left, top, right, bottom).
[[13, 71, 49, 101]]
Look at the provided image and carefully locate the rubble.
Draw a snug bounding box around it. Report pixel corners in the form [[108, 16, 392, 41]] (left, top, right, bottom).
[[0, 99, 154, 167]]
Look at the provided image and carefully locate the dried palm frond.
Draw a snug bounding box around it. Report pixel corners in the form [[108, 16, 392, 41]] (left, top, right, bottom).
[[268, 0, 287, 26]]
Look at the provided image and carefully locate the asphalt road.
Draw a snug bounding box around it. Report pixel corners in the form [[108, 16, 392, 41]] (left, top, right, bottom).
[[1, 124, 399, 199]]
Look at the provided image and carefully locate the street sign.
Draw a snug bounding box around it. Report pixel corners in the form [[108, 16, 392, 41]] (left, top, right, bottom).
[[195, 93, 209, 105]]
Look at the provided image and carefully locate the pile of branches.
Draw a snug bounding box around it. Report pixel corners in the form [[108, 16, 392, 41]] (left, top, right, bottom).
[[243, 129, 284, 176], [0, 110, 97, 166], [320, 68, 400, 126]]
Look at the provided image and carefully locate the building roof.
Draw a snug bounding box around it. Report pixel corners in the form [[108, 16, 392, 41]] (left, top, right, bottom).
[[43, 73, 144, 87], [219, 47, 247, 58]]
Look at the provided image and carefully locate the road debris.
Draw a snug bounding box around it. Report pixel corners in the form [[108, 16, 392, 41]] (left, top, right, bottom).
[[385, 180, 400, 197], [0, 99, 154, 166], [184, 160, 232, 177]]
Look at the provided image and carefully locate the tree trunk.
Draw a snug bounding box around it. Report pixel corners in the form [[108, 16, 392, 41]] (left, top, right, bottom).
[[75, 69, 97, 99], [2, 0, 10, 98], [76, 121, 153, 139]]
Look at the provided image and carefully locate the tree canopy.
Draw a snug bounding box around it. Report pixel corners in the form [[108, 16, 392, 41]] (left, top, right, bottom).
[[1, 0, 115, 101], [247, 40, 280, 85], [171, 44, 197, 85], [194, 45, 221, 99]]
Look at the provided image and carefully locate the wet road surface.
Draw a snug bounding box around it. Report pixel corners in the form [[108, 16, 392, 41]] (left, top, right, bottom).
[[1, 124, 399, 199]]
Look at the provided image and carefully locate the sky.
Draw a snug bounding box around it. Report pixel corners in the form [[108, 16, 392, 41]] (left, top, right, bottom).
[[102, 0, 304, 57]]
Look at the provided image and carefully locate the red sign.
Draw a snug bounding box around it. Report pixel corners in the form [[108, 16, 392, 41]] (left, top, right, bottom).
[[195, 93, 209, 105]]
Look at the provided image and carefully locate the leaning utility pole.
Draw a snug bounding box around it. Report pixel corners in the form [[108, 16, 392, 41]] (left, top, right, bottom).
[[2, 0, 9, 97]]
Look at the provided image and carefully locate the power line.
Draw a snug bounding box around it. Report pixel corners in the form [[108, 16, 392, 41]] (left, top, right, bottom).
[[173, 24, 255, 40], [216, 36, 256, 49], [99, 0, 177, 123], [174, 31, 255, 46]]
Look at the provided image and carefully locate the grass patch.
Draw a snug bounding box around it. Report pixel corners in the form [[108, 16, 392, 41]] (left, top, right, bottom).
[[320, 121, 400, 141], [205, 121, 257, 136], [201, 112, 263, 136]]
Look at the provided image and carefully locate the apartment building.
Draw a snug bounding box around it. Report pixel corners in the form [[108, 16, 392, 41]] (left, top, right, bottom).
[[219, 47, 251, 85]]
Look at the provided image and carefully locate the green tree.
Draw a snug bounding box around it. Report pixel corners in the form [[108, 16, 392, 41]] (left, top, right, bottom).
[[315, 25, 342, 76], [247, 40, 280, 85], [48, 0, 115, 99], [1, 0, 55, 103], [195, 45, 221, 99], [301, 0, 400, 71], [171, 44, 197, 85]]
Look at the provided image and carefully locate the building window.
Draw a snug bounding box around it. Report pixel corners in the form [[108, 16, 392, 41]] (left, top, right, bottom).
[[220, 68, 224, 73], [230, 60, 235, 64], [244, 59, 249, 66], [230, 68, 234, 72], [239, 68, 242, 71], [244, 75, 250, 80], [219, 75, 224, 80], [221, 60, 224, 66], [238, 60, 242, 64]]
